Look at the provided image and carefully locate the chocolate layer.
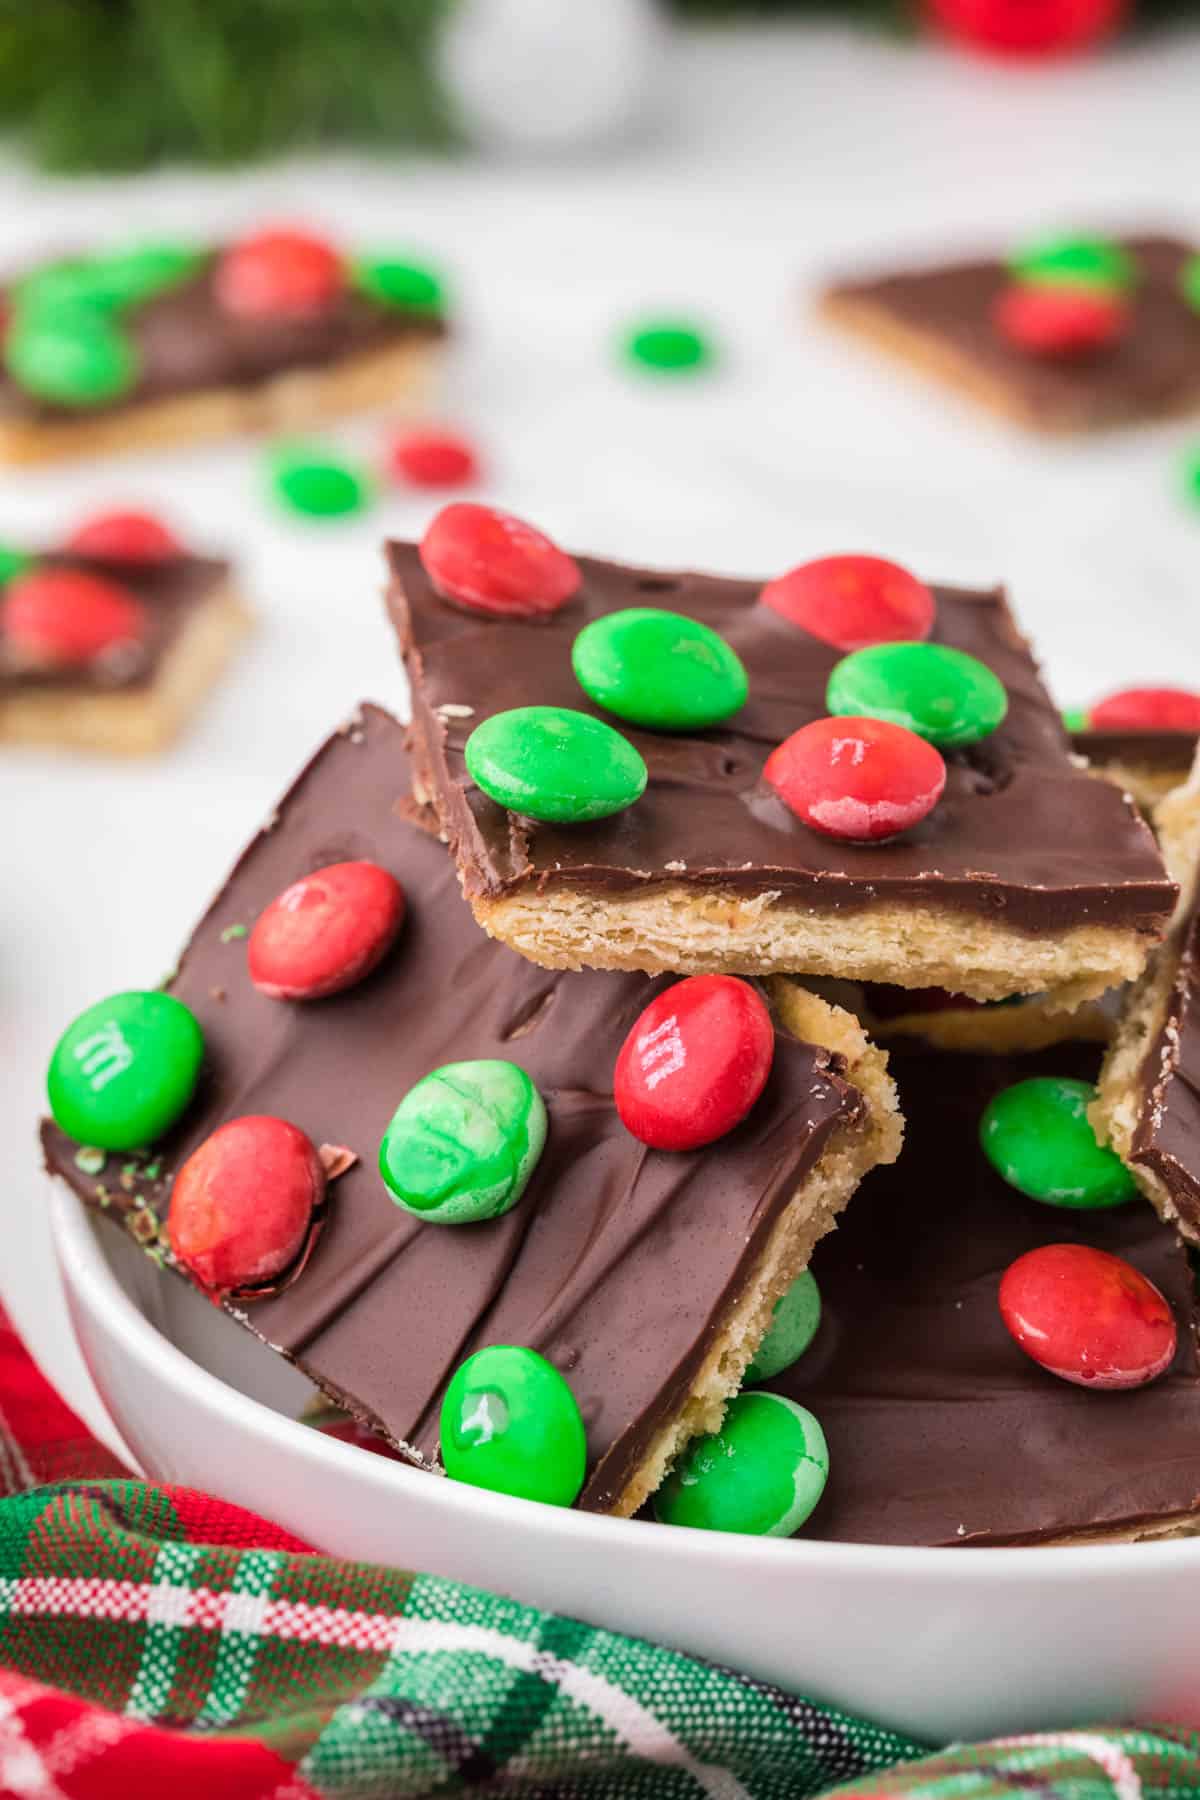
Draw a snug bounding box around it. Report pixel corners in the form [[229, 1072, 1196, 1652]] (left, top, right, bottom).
[[0, 549, 231, 694], [40, 704, 867, 1512], [770, 1044, 1200, 1546], [387, 543, 1173, 937], [0, 256, 445, 425], [824, 235, 1200, 434], [1074, 729, 1199, 775]]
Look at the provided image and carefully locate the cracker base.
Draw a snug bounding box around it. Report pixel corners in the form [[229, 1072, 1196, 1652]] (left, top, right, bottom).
[[820, 290, 1200, 438], [1093, 758, 1200, 1238], [472, 882, 1154, 1007], [0, 338, 441, 466], [609, 985, 902, 1519]]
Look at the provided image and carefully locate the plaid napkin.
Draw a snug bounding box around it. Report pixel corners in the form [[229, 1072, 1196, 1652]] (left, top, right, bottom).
[[0, 1309, 1195, 1799]]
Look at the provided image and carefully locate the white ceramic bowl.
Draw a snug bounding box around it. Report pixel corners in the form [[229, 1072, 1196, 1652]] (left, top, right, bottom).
[[52, 1184, 1200, 1744]]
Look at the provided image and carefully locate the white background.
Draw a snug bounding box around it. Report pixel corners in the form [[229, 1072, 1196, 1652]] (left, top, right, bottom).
[[4, 21, 1200, 1449]]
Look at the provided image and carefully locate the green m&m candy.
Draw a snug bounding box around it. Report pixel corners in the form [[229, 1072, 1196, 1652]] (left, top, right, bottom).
[[745, 1270, 822, 1384], [1008, 236, 1135, 293], [440, 1345, 586, 1507], [269, 444, 372, 519], [353, 256, 446, 316], [1062, 705, 1090, 733], [15, 244, 201, 315], [0, 546, 32, 584], [1180, 255, 1200, 316], [47, 991, 204, 1151], [624, 319, 714, 374], [827, 641, 1008, 748], [6, 305, 138, 408], [465, 706, 648, 824], [980, 1076, 1136, 1210], [379, 1059, 547, 1224], [572, 608, 748, 731], [654, 1393, 829, 1537]]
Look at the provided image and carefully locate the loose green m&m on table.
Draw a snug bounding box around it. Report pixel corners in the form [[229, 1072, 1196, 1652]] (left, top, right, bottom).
[[353, 256, 446, 316], [745, 1270, 822, 1384], [980, 1076, 1136, 1210], [1008, 236, 1135, 293], [269, 444, 372, 519], [465, 706, 648, 823], [623, 319, 713, 374], [6, 305, 138, 408], [654, 1393, 829, 1537], [572, 608, 748, 731], [46, 991, 204, 1152], [440, 1345, 586, 1507], [379, 1059, 547, 1224], [827, 641, 1008, 748]]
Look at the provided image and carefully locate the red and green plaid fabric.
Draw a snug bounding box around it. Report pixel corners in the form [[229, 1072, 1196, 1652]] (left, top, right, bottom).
[[0, 1308, 1197, 1799]]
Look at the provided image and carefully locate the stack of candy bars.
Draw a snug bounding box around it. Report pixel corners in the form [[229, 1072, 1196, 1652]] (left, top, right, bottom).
[[0, 227, 447, 464], [42, 505, 1200, 1546]]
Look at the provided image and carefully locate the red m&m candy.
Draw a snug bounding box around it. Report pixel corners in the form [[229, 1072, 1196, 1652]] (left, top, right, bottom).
[[248, 861, 405, 1002], [993, 283, 1128, 357], [168, 1115, 325, 1299], [419, 503, 580, 619], [764, 716, 946, 842], [216, 228, 344, 319], [760, 555, 935, 652], [1090, 687, 1200, 732], [1, 567, 146, 666], [66, 509, 183, 564], [385, 426, 480, 490], [615, 975, 774, 1152], [926, 0, 1126, 57], [999, 1244, 1177, 1390]]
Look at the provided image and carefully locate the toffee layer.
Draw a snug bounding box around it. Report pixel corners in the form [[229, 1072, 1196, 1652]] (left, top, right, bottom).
[[41, 704, 872, 1513], [386, 542, 1173, 939]]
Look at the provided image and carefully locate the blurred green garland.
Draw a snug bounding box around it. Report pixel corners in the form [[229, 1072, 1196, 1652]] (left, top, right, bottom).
[[0, 0, 1184, 174], [0, 0, 450, 172]]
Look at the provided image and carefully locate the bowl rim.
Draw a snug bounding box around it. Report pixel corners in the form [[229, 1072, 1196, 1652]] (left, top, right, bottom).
[[51, 1182, 1200, 1585]]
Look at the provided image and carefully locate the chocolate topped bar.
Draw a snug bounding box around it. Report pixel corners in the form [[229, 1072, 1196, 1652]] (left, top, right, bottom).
[[2, 550, 228, 693], [0, 537, 249, 753], [821, 235, 1200, 435], [387, 540, 1174, 1001], [1074, 728, 1198, 814], [770, 1043, 1200, 1546], [1096, 761, 1200, 1243], [0, 233, 447, 464], [41, 705, 899, 1515]]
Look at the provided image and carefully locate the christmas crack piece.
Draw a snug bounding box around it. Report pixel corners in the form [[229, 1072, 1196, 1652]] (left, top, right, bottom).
[[0, 229, 447, 465], [765, 1043, 1200, 1546], [0, 510, 250, 753], [387, 515, 1174, 1001], [1093, 754, 1200, 1244], [820, 234, 1200, 436], [1071, 686, 1200, 813], [40, 704, 901, 1519]]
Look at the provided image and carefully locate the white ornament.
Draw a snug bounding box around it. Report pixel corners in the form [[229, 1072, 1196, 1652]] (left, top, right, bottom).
[[436, 0, 667, 154]]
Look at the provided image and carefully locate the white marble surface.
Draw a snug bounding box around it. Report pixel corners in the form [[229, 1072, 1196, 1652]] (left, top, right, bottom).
[[4, 21, 1199, 1453]]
